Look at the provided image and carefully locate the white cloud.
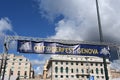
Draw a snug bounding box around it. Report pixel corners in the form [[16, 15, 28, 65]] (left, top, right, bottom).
[[34, 66, 43, 74], [0, 17, 12, 33], [0, 17, 13, 47], [30, 59, 48, 74], [37, 0, 120, 42], [31, 59, 45, 65], [111, 59, 120, 70]]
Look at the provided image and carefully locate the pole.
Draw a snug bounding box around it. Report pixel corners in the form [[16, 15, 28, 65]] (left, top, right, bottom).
[[0, 54, 3, 78], [95, 0, 109, 80], [96, 0, 103, 42], [2, 42, 8, 80]]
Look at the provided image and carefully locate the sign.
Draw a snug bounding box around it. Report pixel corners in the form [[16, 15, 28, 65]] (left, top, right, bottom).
[[17, 40, 110, 57], [89, 76, 94, 80]]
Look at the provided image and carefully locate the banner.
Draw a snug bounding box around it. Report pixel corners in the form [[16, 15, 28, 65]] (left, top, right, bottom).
[[17, 40, 110, 57]]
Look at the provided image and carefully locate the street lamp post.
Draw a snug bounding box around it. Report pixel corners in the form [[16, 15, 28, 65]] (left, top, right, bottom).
[[0, 54, 3, 78], [2, 42, 9, 80], [95, 0, 109, 80]]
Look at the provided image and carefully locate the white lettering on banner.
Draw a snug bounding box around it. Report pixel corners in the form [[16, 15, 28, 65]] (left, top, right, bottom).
[[33, 45, 99, 54]]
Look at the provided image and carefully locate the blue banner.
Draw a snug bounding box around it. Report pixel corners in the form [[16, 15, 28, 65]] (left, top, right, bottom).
[[17, 40, 110, 57]]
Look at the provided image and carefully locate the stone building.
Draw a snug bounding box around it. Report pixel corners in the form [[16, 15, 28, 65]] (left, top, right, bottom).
[[111, 69, 120, 79], [0, 53, 34, 79], [45, 55, 111, 80]]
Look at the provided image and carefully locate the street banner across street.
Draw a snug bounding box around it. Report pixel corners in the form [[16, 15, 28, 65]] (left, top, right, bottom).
[[17, 40, 110, 57]]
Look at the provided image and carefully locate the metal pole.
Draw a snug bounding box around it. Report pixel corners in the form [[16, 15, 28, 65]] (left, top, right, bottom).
[[2, 43, 8, 80], [95, 0, 109, 80], [2, 39, 9, 80], [96, 0, 103, 42], [0, 54, 3, 78]]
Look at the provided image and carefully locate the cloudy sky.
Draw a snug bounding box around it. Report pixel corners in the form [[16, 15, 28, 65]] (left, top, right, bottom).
[[0, 0, 120, 74]]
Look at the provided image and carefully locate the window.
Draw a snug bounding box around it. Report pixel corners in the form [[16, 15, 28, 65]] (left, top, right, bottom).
[[17, 71, 20, 76], [81, 62, 83, 66], [55, 62, 58, 65], [91, 63, 93, 66], [55, 75, 58, 78], [11, 71, 13, 75], [82, 75, 84, 78], [76, 75, 79, 78], [61, 62, 63, 65], [66, 67, 68, 73], [96, 68, 99, 74], [61, 75, 63, 78], [19, 59, 22, 61], [66, 62, 68, 65], [76, 69, 79, 73], [66, 75, 68, 78], [96, 63, 98, 66], [76, 62, 78, 65], [24, 71, 27, 76], [24, 71, 27, 78], [101, 68, 103, 74], [91, 69, 94, 73], [13, 59, 16, 61], [60, 67, 63, 73], [55, 67, 58, 73], [102, 76, 104, 79], [86, 69, 89, 73], [87, 75, 89, 78], [82, 69, 84, 73], [71, 69, 73, 73], [71, 75, 74, 78], [19, 63, 21, 65], [71, 62, 73, 65], [97, 76, 99, 78]]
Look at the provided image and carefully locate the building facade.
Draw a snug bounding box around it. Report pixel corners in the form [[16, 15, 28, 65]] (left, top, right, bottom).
[[45, 55, 111, 80], [0, 53, 34, 79], [111, 69, 120, 79]]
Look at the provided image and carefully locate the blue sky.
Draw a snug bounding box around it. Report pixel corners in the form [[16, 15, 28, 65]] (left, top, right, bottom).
[[0, 0, 55, 37], [0, 0, 120, 74], [0, 0, 56, 74]]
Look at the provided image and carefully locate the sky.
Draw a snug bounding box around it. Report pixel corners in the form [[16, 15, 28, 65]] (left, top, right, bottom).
[[0, 0, 120, 74]]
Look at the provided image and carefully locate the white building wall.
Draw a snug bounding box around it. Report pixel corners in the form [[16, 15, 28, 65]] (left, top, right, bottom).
[[47, 55, 111, 80]]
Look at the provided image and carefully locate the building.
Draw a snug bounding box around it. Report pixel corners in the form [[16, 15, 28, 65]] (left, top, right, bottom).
[[0, 53, 34, 79], [111, 69, 120, 79], [45, 55, 111, 80]]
